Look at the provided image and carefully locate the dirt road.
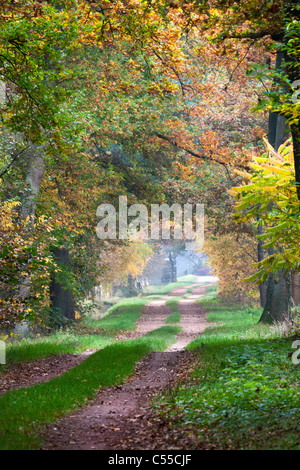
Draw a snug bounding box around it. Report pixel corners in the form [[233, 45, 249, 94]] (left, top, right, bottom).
[[41, 279, 214, 450]]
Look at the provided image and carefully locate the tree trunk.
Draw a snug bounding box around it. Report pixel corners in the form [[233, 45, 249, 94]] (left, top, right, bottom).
[[50, 247, 75, 323], [12, 147, 46, 334], [259, 52, 292, 323], [168, 250, 177, 283], [292, 272, 300, 306], [20, 151, 76, 327], [259, 271, 292, 323], [283, 3, 300, 201], [257, 217, 266, 308], [21, 148, 45, 221], [19, 148, 45, 300], [290, 123, 300, 201]]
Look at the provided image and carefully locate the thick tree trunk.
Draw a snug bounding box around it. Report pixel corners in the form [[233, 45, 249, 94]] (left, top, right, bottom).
[[20, 148, 76, 327], [126, 273, 138, 297], [21, 149, 77, 326], [259, 271, 292, 323], [0, 81, 5, 104], [257, 217, 266, 308], [284, 47, 300, 200], [13, 147, 46, 334], [283, 3, 300, 201], [290, 124, 300, 201], [19, 148, 45, 300], [292, 272, 300, 306], [50, 247, 75, 323], [21, 149, 45, 221]]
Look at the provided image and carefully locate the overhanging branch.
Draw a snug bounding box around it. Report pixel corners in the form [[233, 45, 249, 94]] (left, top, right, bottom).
[[154, 132, 250, 180]]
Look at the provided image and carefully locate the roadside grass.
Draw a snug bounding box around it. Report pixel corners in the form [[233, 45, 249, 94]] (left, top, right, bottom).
[[177, 275, 199, 283], [195, 283, 218, 301], [165, 312, 181, 324], [184, 287, 194, 295], [138, 294, 169, 300], [154, 295, 300, 450], [165, 298, 181, 324], [89, 297, 148, 332], [142, 280, 195, 296], [1, 331, 116, 367], [140, 274, 214, 297], [0, 297, 148, 368], [0, 325, 181, 450], [165, 298, 180, 312]]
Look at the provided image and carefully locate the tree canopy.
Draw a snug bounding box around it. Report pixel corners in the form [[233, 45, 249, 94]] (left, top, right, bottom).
[[0, 0, 299, 326]]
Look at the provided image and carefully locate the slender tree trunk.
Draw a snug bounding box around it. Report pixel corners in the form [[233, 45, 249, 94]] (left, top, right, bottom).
[[50, 247, 75, 323], [168, 250, 177, 283]]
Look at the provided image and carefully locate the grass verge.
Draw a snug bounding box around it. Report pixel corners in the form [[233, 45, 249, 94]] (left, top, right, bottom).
[[142, 280, 195, 296], [91, 297, 148, 332], [154, 295, 300, 450], [0, 325, 181, 450], [177, 275, 199, 283], [0, 297, 148, 368]]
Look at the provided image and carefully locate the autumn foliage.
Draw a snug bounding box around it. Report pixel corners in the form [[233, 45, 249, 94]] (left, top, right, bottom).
[[0, 1, 299, 326], [230, 139, 300, 283]]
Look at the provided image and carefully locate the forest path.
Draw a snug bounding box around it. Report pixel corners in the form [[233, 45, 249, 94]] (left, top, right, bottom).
[[41, 278, 216, 450]]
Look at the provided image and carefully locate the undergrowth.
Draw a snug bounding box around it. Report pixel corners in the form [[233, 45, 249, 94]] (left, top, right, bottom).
[[154, 295, 300, 450]]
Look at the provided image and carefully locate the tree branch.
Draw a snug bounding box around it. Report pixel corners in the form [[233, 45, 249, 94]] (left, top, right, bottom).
[[154, 132, 251, 181], [0, 146, 30, 178], [219, 29, 283, 42]]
